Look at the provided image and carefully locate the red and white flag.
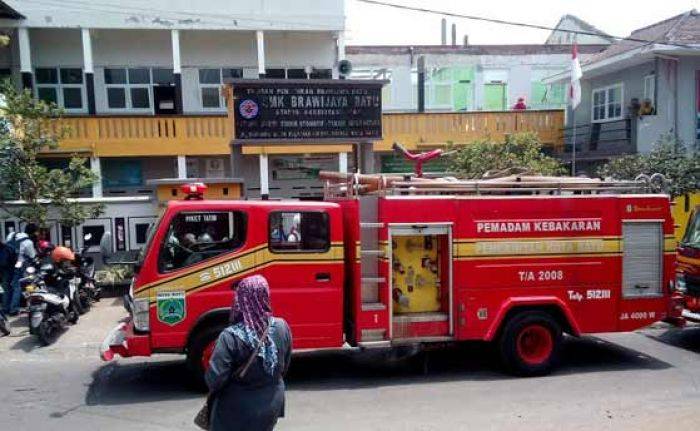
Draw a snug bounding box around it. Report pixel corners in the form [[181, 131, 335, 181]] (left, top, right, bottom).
[[569, 43, 582, 109]]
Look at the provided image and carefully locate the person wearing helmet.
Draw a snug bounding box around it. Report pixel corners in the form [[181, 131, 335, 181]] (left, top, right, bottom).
[[50, 246, 75, 264]]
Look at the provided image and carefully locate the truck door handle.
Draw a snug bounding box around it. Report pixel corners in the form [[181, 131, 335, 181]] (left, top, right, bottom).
[[316, 272, 331, 282]]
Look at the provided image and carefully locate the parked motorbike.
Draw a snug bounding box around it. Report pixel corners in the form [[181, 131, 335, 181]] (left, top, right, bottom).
[[22, 260, 80, 345], [50, 234, 100, 314]]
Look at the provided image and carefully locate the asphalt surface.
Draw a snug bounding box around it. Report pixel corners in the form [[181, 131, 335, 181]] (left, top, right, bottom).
[[1, 299, 700, 430]]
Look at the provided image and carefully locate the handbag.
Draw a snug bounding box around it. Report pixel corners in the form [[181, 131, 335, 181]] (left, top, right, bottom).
[[194, 322, 271, 430]]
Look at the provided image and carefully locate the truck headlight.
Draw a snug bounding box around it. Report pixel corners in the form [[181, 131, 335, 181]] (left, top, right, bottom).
[[676, 273, 687, 294], [132, 298, 150, 332]]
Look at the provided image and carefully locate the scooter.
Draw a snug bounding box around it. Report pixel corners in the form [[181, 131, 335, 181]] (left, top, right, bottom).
[[22, 260, 80, 346], [73, 234, 100, 310]]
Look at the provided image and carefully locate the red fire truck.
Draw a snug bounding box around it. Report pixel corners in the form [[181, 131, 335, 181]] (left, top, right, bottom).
[[675, 206, 700, 321], [100, 173, 681, 381]]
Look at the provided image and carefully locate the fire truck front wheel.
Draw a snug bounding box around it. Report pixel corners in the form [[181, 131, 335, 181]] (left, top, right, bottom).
[[498, 311, 562, 377], [187, 325, 225, 391]]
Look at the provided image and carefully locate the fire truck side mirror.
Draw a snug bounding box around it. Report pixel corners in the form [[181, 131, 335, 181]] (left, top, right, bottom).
[[100, 232, 114, 263]]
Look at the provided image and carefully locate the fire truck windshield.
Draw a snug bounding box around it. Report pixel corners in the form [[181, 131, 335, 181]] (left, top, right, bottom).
[[135, 212, 164, 271], [682, 210, 700, 248]]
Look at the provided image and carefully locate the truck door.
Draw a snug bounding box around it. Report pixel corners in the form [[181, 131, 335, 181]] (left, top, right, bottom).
[[264, 208, 344, 349]]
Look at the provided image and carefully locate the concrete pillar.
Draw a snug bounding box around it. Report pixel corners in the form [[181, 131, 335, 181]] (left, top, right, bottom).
[[256, 30, 266, 78], [171, 29, 183, 114], [177, 155, 187, 179], [18, 28, 32, 90], [259, 153, 269, 200], [338, 152, 348, 173], [81, 28, 96, 115], [90, 156, 103, 198], [358, 142, 375, 174]]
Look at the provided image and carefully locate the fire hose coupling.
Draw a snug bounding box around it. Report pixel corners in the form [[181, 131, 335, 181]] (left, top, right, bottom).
[[132, 298, 150, 332]]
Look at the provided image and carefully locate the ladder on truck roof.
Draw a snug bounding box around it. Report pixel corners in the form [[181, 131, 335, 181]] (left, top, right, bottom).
[[321, 172, 668, 198]]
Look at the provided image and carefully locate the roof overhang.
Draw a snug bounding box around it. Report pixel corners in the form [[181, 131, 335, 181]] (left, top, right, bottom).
[[543, 43, 700, 84]]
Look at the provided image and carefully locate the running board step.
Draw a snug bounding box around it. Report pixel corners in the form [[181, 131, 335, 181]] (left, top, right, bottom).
[[361, 277, 386, 284], [361, 302, 386, 311], [682, 309, 700, 322], [360, 222, 384, 229]]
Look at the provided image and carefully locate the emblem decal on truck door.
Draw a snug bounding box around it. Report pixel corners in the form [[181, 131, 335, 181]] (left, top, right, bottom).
[[156, 291, 186, 326]]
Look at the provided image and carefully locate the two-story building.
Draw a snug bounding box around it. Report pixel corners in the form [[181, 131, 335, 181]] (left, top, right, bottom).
[[0, 0, 346, 250], [546, 9, 700, 174]]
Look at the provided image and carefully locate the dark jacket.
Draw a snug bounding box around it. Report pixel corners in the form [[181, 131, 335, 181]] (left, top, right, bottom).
[[205, 317, 292, 431]]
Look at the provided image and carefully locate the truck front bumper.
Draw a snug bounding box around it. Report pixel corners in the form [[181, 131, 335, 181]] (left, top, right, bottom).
[[99, 318, 151, 361]]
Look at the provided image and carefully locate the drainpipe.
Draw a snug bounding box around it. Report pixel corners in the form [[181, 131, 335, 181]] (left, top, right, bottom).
[[417, 55, 425, 113]]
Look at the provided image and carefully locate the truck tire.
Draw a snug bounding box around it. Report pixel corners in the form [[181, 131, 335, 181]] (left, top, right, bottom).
[[499, 311, 562, 377], [187, 325, 225, 391]]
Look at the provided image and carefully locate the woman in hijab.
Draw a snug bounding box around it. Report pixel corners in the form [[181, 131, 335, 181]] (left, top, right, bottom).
[[205, 275, 292, 431]]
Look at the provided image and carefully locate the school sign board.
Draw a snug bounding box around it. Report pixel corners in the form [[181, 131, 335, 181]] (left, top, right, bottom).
[[228, 79, 385, 143]]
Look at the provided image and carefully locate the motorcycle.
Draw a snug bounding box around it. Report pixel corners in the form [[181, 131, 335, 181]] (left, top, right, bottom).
[[73, 234, 100, 310], [22, 260, 80, 346], [48, 234, 100, 314]]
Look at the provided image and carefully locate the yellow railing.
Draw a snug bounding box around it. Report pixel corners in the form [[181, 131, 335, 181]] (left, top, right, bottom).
[[56, 116, 232, 157], [378, 110, 565, 152], [52, 110, 564, 157]]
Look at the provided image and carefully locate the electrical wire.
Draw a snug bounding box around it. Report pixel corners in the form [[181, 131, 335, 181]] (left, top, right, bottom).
[[356, 0, 699, 50]]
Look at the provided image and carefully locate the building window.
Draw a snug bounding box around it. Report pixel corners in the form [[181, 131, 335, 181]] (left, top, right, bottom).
[[592, 83, 623, 122], [198, 68, 243, 110], [265, 68, 286, 79], [643, 74, 655, 106], [104, 67, 152, 111], [309, 68, 332, 79], [35, 67, 85, 112], [104, 67, 173, 112]]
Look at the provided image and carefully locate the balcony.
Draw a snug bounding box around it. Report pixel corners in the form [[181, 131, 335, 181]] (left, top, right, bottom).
[[52, 110, 565, 157], [378, 109, 565, 152], [55, 115, 232, 157], [559, 119, 636, 173]]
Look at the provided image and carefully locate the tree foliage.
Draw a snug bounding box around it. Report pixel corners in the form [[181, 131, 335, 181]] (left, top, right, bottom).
[[448, 132, 566, 178], [0, 80, 103, 227], [597, 134, 700, 198]]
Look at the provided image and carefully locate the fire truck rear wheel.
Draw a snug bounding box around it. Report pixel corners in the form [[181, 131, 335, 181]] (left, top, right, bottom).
[[499, 311, 562, 377], [187, 325, 225, 391]]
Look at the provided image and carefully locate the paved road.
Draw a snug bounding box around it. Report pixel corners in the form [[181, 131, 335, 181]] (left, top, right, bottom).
[[1, 299, 700, 430]]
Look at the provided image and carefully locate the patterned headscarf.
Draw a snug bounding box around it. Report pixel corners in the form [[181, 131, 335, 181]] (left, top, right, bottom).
[[229, 275, 278, 375]]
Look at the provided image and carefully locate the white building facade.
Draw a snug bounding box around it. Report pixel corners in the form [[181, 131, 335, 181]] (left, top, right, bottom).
[[0, 0, 346, 250]]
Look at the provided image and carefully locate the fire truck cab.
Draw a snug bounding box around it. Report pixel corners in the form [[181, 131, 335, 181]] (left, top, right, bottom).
[[100, 176, 681, 381], [675, 206, 700, 320]]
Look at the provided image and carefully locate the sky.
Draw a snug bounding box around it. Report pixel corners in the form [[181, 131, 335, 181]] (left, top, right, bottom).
[[345, 0, 698, 45]]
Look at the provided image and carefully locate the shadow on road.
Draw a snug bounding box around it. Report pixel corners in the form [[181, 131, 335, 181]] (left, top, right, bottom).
[[86, 360, 201, 407], [644, 325, 700, 354], [85, 334, 672, 405]]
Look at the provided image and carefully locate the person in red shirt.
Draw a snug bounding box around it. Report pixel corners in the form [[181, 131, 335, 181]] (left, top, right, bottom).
[[512, 97, 527, 110]]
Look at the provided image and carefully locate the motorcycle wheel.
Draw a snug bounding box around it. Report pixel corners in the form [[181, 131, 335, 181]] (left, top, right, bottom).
[[69, 296, 80, 324], [0, 316, 10, 336], [73, 291, 85, 316], [80, 291, 92, 313], [37, 320, 56, 346]]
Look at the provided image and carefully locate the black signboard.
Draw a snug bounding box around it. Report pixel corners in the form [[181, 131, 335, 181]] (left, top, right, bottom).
[[229, 79, 385, 143]]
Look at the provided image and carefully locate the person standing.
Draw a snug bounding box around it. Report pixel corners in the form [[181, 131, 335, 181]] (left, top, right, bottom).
[[3, 224, 38, 316], [512, 97, 527, 110], [205, 275, 292, 431]]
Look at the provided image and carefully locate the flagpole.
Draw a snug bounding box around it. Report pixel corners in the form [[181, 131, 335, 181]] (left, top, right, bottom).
[[571, 106, 576, 176]]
